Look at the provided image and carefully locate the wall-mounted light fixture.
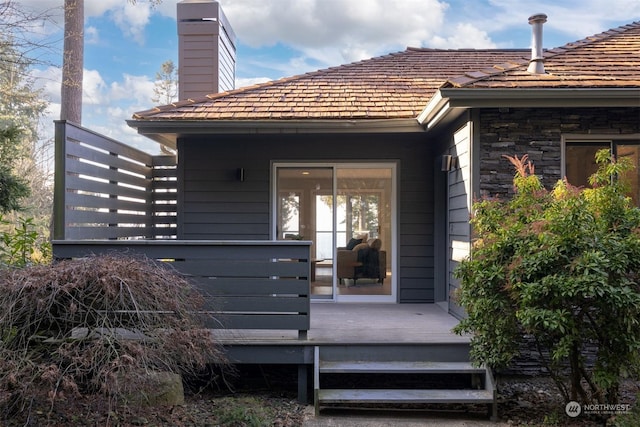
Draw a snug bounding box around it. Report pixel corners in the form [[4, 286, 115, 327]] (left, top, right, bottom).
[[236, 167, 245, 182], [441, 155, 457, 171]]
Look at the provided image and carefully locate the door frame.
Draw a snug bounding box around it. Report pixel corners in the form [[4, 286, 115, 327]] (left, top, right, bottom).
[[271, 161, 398, 303]]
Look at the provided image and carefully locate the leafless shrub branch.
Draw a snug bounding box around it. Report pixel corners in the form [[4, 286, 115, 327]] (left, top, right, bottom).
[[0, 254, 227, 420]]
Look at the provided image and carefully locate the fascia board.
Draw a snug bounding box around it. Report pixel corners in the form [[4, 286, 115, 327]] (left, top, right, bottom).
[[127, 118, 425, 144], [441, 88, 640, 107], [420, 88, 640, 129]]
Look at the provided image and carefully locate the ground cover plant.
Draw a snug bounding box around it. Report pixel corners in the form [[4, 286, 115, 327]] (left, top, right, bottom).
[[0, 215, 50, 267], [454, 151, 640, 412], [0, 254, 226, 424]]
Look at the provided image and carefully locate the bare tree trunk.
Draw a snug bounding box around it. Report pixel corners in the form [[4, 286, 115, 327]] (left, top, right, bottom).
[[61, 0, 83, 124]]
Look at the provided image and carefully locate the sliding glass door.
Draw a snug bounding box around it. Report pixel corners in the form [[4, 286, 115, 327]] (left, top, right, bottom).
[[275, 163, 395, 302]]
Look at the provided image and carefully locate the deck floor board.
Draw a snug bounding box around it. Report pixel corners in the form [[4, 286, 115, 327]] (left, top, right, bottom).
[[211, 303, 469, 345]]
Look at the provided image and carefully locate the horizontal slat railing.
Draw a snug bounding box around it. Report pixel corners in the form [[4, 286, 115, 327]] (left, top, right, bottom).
[[151, 154, 177, 239], [53, 121, 177, 240], [52, 240, 311, 339]]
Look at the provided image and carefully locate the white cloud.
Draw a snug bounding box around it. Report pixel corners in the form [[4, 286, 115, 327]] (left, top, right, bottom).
[[78, 72, 159, 152], [429, 23, 497, 49], [82, 69, 107, 105], [235, 76, 271, 89], [111, 2, 152, 45], [219, 0, 449, 63], [31, 66, 62, 104], [214, 0, 640, 66], [17, 0, 159, 45], [153, 0, 180, 19], [109, 74, 155, 104], [85, 26, 99, 44], [480, 0, 640, 42], [30, 64, 160, 153], [29, 66, 61, 149], [17, 0, 640, 53]]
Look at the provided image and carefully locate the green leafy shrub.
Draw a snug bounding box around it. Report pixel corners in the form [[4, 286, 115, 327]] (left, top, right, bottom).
[[454, 151, 640, 406], [0, 216, 51, 267]]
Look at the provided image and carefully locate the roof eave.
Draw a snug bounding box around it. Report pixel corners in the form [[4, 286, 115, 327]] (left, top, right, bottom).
[[419, 88, 640, 129], [127, 118, 424, 147]]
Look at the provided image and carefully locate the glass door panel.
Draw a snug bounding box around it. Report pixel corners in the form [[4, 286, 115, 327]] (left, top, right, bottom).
[[278, 192, 301, 240], [275, 163, 395, 302], [336, 167, 393, 298], [276, 167, 333, 299]]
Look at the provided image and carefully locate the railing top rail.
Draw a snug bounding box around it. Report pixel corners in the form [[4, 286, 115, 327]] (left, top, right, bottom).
[[56, 120, 155, 163], [52, 239, 312, 247]]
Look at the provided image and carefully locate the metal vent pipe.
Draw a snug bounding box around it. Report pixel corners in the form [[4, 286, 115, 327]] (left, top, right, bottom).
[[527, 13, 547, 74]]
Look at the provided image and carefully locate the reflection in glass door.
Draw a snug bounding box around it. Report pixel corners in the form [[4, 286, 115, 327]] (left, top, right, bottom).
[[276, 167, 334, 299], [336, 167, 393, 300], [275, 164, 395, 302]]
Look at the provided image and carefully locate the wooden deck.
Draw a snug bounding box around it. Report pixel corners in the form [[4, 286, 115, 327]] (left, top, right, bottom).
[[214, 303, 478, 408], [211, 303, 468, 345]]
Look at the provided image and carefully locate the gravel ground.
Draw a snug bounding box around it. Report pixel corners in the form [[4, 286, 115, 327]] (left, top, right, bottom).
[[2, 374, 637, 426], [496, 375, 638, 426]]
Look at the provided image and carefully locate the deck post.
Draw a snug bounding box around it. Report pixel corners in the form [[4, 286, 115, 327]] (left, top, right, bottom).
[[297, 364, 308, 404], [53, 120, 67, 240], [313, 346, 320, 415]]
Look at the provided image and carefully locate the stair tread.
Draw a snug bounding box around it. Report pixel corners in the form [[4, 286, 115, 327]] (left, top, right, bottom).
[[317, 388, 494, 404], [319, 360, 484, 373]]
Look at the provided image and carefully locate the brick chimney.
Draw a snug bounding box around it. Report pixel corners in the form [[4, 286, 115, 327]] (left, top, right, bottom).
[[177, 0, 236, 100], [527, 13, 547, 74]]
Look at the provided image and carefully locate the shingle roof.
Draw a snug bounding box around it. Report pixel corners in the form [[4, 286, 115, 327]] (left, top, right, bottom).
[[132, 21, 640, 122], [444, 22, 640, 89], [133, 49, 527, 121]]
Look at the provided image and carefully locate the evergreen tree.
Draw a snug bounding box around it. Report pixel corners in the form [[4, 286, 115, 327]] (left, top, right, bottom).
[[0, 6, 53, 246], [0, 33, 51, 214], [0, 127, 29, 213]]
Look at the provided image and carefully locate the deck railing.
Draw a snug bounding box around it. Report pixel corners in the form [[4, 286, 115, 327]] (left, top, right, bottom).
[[53, 120, 177, 240], [52, 240, 312, 339]]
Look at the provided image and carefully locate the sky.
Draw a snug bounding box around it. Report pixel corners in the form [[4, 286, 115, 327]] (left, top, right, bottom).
[[14, 0, 640, 153]]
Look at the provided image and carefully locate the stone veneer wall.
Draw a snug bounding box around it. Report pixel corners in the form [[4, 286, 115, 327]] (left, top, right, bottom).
[[478, 106, 639, 375], [478, 107, 640, 197]]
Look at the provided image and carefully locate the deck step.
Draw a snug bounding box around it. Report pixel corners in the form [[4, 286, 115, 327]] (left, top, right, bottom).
[[318, 388, 495, 404], [313, 346, 498, 420], [319, 360, 484, 374]]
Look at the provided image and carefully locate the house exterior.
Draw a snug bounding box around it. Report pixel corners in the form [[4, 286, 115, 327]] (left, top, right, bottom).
[[51, 2, 640, 412], [124, 16, 640, 315]]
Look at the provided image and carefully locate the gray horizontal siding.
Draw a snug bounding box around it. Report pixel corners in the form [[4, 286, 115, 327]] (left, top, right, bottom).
[[179, 133, 435, 303], [398, 155, 435, 302]]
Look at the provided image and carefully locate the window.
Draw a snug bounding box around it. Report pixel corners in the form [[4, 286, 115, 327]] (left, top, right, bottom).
[[565, 138, 640, 205]]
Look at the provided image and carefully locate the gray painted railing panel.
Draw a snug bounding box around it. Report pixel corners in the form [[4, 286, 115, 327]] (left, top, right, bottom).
[[52, 240, 311, 339], [54, 121, 177, 240]]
